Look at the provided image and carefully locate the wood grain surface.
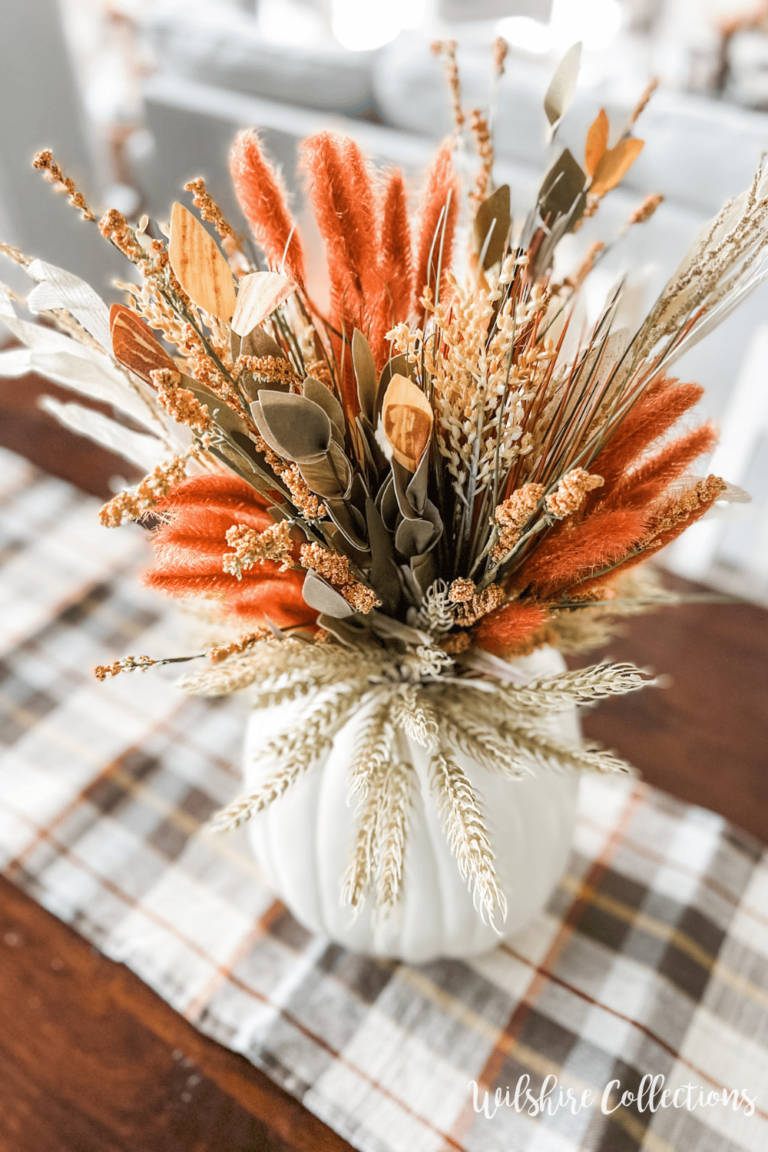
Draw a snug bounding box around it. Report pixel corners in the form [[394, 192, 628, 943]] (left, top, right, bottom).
[[576, 582, 768, 846], [0, 878, 352, 1152], [1, 365, 766, 1150]]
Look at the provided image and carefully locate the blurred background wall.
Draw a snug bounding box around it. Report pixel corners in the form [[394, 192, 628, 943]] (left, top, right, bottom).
[[2, 0, 768, 600]]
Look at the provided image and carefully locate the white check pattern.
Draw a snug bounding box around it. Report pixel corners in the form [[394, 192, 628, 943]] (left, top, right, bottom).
[[1, 447, 766, 1152]]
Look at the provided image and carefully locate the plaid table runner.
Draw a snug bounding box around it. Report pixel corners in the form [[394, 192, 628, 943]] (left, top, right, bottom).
[[1, 445, 766, 1152]]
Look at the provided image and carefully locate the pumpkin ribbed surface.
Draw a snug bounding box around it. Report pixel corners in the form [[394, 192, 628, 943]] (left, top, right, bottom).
[[243, 647, 580, 963]]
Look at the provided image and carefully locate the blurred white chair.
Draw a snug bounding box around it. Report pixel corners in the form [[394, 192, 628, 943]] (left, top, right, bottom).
[[0, 0, 123, 292]]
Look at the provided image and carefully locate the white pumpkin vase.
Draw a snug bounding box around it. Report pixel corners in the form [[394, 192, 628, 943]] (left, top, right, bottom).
[[243, 645, 580, 965]]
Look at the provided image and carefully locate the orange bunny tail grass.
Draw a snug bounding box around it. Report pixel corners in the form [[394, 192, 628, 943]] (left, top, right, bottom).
[[230, 130, 306, 287], [145, 475, 316, 629], [302, 132, 386, 397], [413, 139, 460, 316], [145, 569, 315, 626], [365, 167, 413, 369], [380, 167, 413, 325], [152, 473, 284, 518], [337, 136, 384, 309], [518, 507, 650, 600], [302, 133, 382, 323], [572, 475, 726, 598], [471, 601, 550, 657], [604, 422, 718, 512], [591, 378, 704, 493]]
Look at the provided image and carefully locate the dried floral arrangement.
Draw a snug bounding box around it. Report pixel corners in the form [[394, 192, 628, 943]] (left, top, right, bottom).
[[1, 40, 758, 923]]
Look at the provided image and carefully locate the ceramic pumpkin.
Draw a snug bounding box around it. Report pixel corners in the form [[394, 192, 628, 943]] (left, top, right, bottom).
[[243, 646, 580, 963]]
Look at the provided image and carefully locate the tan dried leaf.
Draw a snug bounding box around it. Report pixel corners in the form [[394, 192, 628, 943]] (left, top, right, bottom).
[[231, 271, 294, 337], [590, 138, 644, 199], [382, 373, 433, 472], [584, 108, 609, 177], [169, 202, 237, 320], [109, 303, 178, 386]]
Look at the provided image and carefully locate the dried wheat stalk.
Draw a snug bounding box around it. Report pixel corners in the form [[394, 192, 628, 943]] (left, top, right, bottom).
[[430, 753, 507, 926]]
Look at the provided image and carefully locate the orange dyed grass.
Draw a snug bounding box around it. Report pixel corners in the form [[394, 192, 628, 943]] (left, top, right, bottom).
[[145, 476, 317, 629]]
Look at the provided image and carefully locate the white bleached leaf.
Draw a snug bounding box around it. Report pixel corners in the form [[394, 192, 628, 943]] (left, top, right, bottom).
[[0, 348, 35, 376], [39, 396, 164, 471], [0, 345, 167, 434], [0, 281, 98, 358], [718, 481, 752, 503], [231, 271, 294, 336], [26, 259, 111, 352], [543, 42, 582, 136], [0, 282, 15, 318]]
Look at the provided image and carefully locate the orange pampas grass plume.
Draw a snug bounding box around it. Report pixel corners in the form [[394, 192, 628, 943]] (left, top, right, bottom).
[[413, 139, 460, 315], [144, 475, 316, 628], [230, 130, 306, 287], [472, 602, 549, 657]]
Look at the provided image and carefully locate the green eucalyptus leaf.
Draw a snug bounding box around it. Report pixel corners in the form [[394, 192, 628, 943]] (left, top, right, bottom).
[[395, 516, 436, 558], [365, 497, 401, 615], [399, 563, 423, 607], [325, 525, 370, 567], [376, 472, 399, 531], [348, 471, 370, 514], [181, 374, 249, 437], [241, 326, 286, 360], [302, 570, 355, 618], [255, 390, 332, 461], [392, 458, 423, 521], [357, 413, 388, 475], [394, 499, 442, 559], [325, 498, 369, 551], [539, 149, 587, 226], [406, 448, 430, 516], [317, 613, 371, 647], [302, 376, 345, 443], [250, 398, 284, 456], [240, 371, 291, 401], [207, 443, 269, 493], [298, 442, 353, 499], [231, 325, 286, 366], [205, 429, 277, 498], [352, 329, 377, 422], [410, 552, 436, 596], [474, 185, 511, 270]]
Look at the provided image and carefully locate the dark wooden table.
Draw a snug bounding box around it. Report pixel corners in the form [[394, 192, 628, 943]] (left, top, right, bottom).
[[1, 371, 767, 1151]]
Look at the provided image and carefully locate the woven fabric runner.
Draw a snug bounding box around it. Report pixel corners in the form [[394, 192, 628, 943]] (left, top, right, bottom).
[[1, 446, 766, 1152]]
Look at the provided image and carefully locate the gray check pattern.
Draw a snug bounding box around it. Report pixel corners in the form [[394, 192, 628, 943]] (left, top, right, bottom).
[[1, 447, 766, 1152]]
